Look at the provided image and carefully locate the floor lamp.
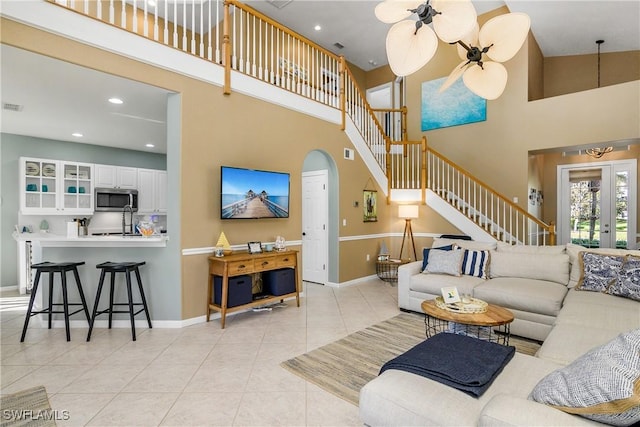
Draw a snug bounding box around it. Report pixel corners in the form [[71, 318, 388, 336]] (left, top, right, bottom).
[[398, 205, 418, 261]]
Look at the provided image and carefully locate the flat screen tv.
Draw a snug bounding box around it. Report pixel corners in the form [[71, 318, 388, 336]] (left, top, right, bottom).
[[221, 166, 290, 219]]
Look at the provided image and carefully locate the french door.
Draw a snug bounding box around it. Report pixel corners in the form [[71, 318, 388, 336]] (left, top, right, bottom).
[[558, 160, 637, 249], [301, 170, 328, 284]]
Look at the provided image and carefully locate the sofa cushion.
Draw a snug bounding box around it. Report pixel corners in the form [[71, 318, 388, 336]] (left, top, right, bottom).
[[462, 249, 490, 279], [421, 244, 454, 272], [473, 277, 568, 317], [576, 252, 625, 292], [424, 249, 463, 276], [489, 251, 570, 285], [529, 329, 640, 426], [606, 255, 640, 301], [409, 273, 486, 298], [432, 237, 497, 251], [555, 289, 640, 331], [496, 242, 566, 255]]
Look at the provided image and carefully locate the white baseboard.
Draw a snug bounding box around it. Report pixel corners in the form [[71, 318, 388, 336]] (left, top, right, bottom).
[[0, 286, 19, 292], [325, 274, 379, 288]]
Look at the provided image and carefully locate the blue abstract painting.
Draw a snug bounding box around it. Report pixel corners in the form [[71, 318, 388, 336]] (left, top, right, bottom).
[[421, 77, 486, 131]]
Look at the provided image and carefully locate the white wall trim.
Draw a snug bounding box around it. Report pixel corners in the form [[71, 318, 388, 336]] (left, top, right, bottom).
[[182, 240, 303, 256], [325, 274, 379, 288]]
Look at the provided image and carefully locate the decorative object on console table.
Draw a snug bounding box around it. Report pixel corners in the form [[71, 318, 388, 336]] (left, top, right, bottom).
[[247, 241, 262, 254], [274, 235, 286, 251], [215, 231, 232, 255], [398, 204, 419, 260]]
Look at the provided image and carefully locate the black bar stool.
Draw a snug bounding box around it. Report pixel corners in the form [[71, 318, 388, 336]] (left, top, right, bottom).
[[87, 261, 152, 341], [21, 261, 90, 342]]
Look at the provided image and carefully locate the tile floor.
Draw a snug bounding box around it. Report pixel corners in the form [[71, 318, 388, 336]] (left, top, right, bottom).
[[0, 279, 399, 426]]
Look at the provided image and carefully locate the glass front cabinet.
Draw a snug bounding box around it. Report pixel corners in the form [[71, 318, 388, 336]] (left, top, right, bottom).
[[20, 157, 94, 215]]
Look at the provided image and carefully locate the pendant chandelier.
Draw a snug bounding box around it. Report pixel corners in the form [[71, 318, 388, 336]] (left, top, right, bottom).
[[375, 0, 530, 100]]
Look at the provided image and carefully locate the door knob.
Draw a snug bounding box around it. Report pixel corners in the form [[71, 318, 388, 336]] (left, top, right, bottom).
[[302, 232, 306, 236]]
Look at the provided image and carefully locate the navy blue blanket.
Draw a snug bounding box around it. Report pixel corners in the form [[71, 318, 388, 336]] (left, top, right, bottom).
[[379, 332, 515, 397]]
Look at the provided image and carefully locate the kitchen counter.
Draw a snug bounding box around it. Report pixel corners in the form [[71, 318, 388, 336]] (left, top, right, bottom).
[[13, 232, 168, 247]]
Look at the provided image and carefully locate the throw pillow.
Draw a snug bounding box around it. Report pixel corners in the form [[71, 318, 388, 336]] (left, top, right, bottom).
[[424, 249, 463, 276], [461, 249, 489, 279], [529, 328, 640, 426], [421, 245, 454, 272], [606, 255, 640, 301], [576, 252, 625, 292]]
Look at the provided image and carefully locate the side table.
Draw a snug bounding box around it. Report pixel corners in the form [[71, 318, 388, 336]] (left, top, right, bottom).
[[375, 258, 410, 284], [421, 299, 514, 345]]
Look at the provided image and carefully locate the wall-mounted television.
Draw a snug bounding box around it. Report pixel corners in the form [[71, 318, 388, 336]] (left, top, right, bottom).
[[221, 166, 290, 219]]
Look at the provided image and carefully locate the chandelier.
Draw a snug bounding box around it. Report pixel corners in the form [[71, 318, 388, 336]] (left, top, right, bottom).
[[375, 0, 530, 100], [585, 147, 614, 158]]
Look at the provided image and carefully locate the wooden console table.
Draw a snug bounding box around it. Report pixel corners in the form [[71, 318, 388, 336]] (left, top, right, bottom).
[[207, 250, 299, 328]]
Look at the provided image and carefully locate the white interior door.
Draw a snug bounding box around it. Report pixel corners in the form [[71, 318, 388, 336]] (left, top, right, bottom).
[[558, 160, 637, 249], [302, 170, 328, 284]]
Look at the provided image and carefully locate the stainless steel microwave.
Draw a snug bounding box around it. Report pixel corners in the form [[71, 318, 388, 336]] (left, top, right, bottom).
[[95, 188, 138, 212]]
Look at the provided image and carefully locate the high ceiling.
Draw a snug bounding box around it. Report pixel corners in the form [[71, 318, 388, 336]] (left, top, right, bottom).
[[1, 0, 638, 153]]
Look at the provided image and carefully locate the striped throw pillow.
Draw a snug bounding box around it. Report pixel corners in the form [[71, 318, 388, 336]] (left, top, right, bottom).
[[462, 249, 489, 279]]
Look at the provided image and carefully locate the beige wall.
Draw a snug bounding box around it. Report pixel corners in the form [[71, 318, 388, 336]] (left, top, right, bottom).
[[544, 50, 640, 98]]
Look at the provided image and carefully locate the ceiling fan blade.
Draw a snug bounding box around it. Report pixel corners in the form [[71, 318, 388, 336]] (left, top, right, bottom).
[[375, 0, 424, 24], [456, 21, 478, 60], [439, 60, 470, 93], [386, 20, 439, 76], [462, 61, 508, 100], [431, 0, 477, 43], [479, 12, 531, 63]]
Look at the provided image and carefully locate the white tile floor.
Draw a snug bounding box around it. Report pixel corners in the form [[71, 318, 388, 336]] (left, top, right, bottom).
[[0, 279, 399, 426]]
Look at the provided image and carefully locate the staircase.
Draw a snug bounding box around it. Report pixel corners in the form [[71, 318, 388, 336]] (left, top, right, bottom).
[[47, 0, 555, 246]]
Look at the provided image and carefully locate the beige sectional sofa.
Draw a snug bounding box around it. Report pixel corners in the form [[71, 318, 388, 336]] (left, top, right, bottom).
[[359, 239, 640, 426]]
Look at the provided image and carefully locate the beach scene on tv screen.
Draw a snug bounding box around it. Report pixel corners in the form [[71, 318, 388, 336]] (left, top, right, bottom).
[[221, 167, 290, 219]]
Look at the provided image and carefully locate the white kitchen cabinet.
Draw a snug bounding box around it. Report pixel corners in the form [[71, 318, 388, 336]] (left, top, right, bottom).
[[137, 168, 167, 214], [20, 157, 94, 215], [94, 164, 137, 189]]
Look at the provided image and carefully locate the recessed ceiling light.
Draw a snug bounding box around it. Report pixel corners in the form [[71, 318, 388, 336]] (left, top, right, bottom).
[[147, 0, 157, 7], [72, 132, 83, 138], [314, 25, 322, 31], [108, 97, 123, 104], [145, 143, 155, 148]]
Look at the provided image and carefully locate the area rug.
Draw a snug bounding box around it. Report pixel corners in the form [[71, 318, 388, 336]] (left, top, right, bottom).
[[281, 312, 541, 406], [0, 385, 56, 427]]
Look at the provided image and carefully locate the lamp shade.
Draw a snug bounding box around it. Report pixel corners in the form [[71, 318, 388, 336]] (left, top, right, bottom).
[[398, 204, 419, 219]]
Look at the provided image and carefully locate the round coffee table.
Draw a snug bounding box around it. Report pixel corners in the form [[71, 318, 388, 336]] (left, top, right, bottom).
[[421, 299, 514, 345]]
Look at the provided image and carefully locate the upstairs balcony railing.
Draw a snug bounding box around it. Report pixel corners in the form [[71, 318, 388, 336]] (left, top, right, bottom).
[[52, 0, 390, 172]]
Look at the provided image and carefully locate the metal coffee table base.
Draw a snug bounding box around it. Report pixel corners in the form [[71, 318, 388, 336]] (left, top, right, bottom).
[[424, 315, 511, 346]]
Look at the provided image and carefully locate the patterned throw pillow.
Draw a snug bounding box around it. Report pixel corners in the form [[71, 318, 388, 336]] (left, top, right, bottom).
[[576, 252, 625, 292], [424, 249, 463, 276], [606, 255, 640, 301], [529, 328, 640, 426], [462, 249, 489, 279], [421, 245, 454, 272]]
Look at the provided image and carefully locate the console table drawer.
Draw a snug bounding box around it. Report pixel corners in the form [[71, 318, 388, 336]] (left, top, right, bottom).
[[276, 254, 296, 268], [254, 256, 277, 272], [228, 260, 255, 275]]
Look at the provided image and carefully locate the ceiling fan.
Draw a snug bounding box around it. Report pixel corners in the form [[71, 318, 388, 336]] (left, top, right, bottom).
[[375, 0, 530, 100]]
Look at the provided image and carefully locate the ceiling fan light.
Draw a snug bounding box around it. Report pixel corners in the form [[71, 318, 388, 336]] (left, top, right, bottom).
[[479, 12, 531, 63], [386, 20, 438, 76], [462, 61, 508, 100], [374, 0, 423, 24], [431, 0, 477, 43], [439, 60, 469, 93]]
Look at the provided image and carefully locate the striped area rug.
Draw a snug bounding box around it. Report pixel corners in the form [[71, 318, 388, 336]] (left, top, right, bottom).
[[281, 312, 541, 406], [0, 386, 55, 427]]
